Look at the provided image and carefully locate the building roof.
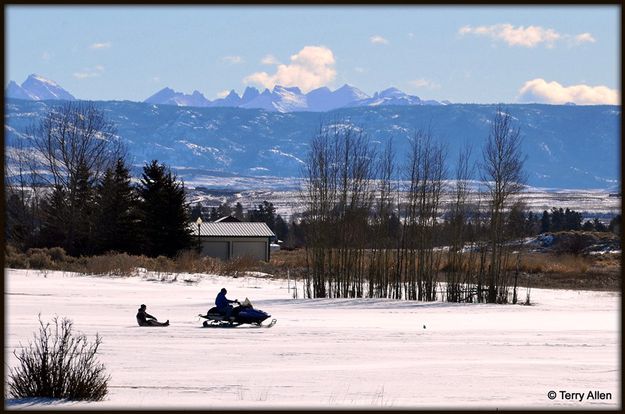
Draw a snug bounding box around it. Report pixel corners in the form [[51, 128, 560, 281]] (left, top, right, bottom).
[[190, 222, 275, 237], [214, 215, 241, 223]]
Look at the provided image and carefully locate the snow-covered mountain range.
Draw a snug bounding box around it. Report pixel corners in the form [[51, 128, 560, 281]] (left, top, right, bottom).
[[5, 98, 620, 189], [144, 84, 447, 112], [5, 74, 76, 101], [5, 74, 447, 112]]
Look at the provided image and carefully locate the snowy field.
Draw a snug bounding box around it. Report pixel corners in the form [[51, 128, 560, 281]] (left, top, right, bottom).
[[185, 178, 621, 222], [4, 268, 621, 409]]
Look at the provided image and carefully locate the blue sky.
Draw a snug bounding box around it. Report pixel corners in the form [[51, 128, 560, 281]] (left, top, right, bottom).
[[5, 5, 620, 104]]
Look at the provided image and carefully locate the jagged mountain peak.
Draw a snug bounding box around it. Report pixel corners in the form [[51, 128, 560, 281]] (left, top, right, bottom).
[[5, 74, 75, 101]]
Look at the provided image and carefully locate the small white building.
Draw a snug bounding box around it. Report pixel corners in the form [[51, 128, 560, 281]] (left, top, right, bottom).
[[190, 222, 276, 262]]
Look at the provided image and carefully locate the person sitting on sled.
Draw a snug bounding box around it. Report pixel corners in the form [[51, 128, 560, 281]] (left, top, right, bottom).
[[136, 304, 169, 327], [215, 288, 239, 319]]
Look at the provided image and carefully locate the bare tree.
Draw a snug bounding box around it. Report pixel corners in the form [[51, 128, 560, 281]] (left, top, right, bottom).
[[27, 101, 122, 254], [480, 106, 527, 303], [445, 144, 475, 302]]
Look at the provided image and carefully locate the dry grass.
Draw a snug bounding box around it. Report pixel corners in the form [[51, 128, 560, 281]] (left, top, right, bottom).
[[5, 245, 619, 291], [519, 253, 590, 274]]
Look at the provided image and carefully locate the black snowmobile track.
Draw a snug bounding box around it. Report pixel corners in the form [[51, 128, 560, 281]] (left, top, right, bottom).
[[200, 318, 277, 329]]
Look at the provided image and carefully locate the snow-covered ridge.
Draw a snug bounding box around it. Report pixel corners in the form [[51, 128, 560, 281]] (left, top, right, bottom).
[[5, 74, 446, 112], [145, 83, 445, 113]]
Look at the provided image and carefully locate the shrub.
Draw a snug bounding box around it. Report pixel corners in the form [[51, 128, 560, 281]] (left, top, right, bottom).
[[175, 250, 201, 273], [47, 247, 68, 263], [26, 252, 53, 270], [83, 253, 143, 276], [220, 255, 261, 276], [5, 245, 28, 269], [7, 316, 109, 401]]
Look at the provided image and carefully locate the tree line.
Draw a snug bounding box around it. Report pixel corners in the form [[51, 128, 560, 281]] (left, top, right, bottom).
[[5, 102, 191, 258], [299, 108, 527, 303]]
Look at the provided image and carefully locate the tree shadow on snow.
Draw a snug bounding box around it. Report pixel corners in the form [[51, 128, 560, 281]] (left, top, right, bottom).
[[255, 298, 491, 310]]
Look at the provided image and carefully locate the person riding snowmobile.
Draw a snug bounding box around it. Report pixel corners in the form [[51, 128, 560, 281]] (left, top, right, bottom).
[[215, 288, 239, 319]]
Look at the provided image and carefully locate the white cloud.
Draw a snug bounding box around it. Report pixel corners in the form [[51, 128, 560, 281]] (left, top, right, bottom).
[[574, 32, 596, 44], [41, 51, 52, 61], [89, 42, 112, 49], [460, 24, 598, 48], [150, 76, 160, 83], [354, 67, 366, 73], [459, 24, 561, 47], [216, 90, 230, 98], [518, 78, 619, 105], [244, 45, 336, 93], [222, 55, 244, 64], [410, 78, 440, 90], [73, 65, 105, 79], [261, 54, 280, 65], [370, 35, 389, 45]]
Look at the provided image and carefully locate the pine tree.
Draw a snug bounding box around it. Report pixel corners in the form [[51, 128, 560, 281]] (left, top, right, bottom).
[[540, 210, 550, 233], [93, 158, 139, 254], [217, 202, 232, 218], [234, 202, 244, 221], [593, 218, 608, 232], [608, 214, 621, 235], [70, 161, 96, 255], [137, 160, 191, 257], [274, 214, 289, 241], [189, 202, 203, 221], [40, 185, 68, 249]]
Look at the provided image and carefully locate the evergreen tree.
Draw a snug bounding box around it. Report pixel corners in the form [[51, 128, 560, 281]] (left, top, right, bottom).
[[540, 210, 550, 233], [217, 202, 232, 218], [234, 202, 244, 221], [40, 185, 68, 249], [93, 158, 139, 254], [550, 208, 564, 232], [209, 207, 219, 221], [582, 220, 595, 231], [593, 218, 608, 232], [506, 203, 526, 238], [564, 208, 582, 231], [248, 201, 277, 231], [189, 202, 203, 221], [274, 214, 289, 241], [70, 161, 96, 255], [608, 214, 621, 235], [525, 211, 540, 236], [137, 160, 191, 257]]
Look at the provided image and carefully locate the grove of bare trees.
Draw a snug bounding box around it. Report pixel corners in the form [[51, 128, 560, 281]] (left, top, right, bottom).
[[300, 106, 527, 304]]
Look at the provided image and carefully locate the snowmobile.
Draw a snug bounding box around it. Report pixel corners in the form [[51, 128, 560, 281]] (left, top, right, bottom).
[[199, 298, 276, 328]]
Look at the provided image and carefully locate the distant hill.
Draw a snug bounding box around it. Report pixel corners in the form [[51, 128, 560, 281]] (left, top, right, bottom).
[[4, 99, 620, 189]]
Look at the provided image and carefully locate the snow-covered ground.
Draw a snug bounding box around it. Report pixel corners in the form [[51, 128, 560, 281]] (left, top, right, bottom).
[[4, 269, 620, 409], [186, 181, 621, 223]]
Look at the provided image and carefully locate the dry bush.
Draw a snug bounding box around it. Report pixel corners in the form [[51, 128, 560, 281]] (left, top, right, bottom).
[[219, 255, 262, 276], [5, 245, 28, 268], [83, 253, 144, 276], [174, 250, 201, 273], [26, 251, 54, 270], [152, 255, 175, 273], [196, 256, 222, 274], [47, 247, 68, 263], [7, 315, 109, 401]]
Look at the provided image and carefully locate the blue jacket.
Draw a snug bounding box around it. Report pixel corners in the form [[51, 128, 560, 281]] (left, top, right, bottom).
[[215, 291, 235, 310]]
